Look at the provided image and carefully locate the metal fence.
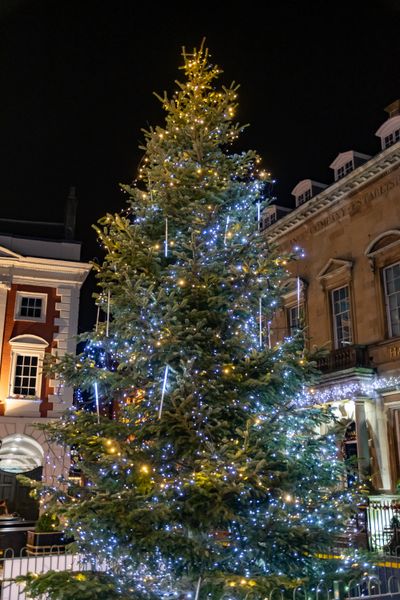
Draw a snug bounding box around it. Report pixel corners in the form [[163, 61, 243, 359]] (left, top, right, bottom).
[[0, 547, 400, 600], [0, 547, 109, 600], [367, 496, 400, 553]]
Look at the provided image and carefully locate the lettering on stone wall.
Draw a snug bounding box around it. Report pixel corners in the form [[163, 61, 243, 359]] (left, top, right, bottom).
[[309, 172, 400, 235], [309, 208, 347, 234]]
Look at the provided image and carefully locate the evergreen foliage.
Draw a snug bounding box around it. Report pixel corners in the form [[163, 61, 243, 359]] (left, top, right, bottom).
[[22, 42, 360, 599]]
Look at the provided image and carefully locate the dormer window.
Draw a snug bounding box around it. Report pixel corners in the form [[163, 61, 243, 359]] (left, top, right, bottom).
[[297, 189, 312, 206], [260, 204, 292, 231], [291, 179, 327, 208], [330, 151, 371, 182], [263, 211, 277, 228], [336, 160, 354, 180], [376, 100, 400, 150], [384, 129, 400, 149]]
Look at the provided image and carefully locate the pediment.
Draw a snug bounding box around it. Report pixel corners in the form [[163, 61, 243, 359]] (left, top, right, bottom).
[[317, 258, 353, 280], [280, 277, 307, 293], [9, 335, 48, 348], [0, 245, 22, 259], [365, 230, 400, 256]]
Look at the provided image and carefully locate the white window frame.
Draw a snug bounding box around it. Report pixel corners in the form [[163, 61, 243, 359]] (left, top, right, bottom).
[[8, 336, 48, 399], [331, 285, 353, 349], [336, 160, 354, 180], [384, 129, 400, 149], [383, 261, 400, 338], [297, 189, 311, 206], [14, 291, 47, 323]]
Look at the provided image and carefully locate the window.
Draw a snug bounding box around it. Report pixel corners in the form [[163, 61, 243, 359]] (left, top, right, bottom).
[[261, 212, 277, 230], [297, 189, 311, 206], [384, 129, 400, 149], [287, 305, 303, 335], [13, 355, 38, 396], [336, 160, 354, 180], [384, 262, 400, 337], [331, 285, 353, 348], [15, 292, 47, 322], [7, 335, 48, 400]]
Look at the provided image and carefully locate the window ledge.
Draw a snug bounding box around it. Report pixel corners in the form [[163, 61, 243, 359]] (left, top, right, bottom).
[[4, 397, 42, 417]]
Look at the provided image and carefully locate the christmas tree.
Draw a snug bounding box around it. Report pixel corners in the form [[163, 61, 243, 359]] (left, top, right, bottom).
[[22, 42, 360, 599]]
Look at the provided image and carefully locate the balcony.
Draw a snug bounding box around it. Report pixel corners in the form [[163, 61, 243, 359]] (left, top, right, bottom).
[[316, 345, 371, 374]]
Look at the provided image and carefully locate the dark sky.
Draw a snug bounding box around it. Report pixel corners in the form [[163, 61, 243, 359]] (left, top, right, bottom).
[[1, 0, 400, 327]]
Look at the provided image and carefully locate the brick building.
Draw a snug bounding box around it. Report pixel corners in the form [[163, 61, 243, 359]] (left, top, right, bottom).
[[0, 199, 90, 519]]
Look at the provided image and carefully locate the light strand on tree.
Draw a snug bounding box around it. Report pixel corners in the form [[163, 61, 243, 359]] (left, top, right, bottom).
[[94, 382, 100, 424], [95, 304, 100, 332], [164, 217, 168, 258], [158, 365, 170, 419], [106, 290, 111, 337], [297, 276, 301, 320], [267, 320, 272, 349], [259, 296, 263, 348], [224, 215, 230, 245], [257, 200, 261, 232], [194, 576, 202, 600]]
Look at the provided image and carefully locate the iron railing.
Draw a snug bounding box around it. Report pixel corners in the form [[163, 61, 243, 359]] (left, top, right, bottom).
[[0, 546, 399, 600], [317, 345, 371, 374]]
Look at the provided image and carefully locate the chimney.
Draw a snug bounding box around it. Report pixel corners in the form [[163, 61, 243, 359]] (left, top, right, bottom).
[[64, 186, 78, 240], [384, 99, 400, 118]]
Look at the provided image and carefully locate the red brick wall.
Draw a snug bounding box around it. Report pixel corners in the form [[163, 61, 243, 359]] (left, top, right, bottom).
[[0, 284, 60, 416]]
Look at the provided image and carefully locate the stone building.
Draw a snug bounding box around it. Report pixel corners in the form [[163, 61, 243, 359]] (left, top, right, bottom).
[[0, 194, 90, 519], [263, 100, 400, 549]]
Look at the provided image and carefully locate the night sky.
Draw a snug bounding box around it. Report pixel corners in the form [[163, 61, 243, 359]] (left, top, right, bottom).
[[1, 0, 400, 328]]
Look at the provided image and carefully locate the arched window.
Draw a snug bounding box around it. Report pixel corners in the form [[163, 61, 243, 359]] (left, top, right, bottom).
[[8, 335, 48, 399]]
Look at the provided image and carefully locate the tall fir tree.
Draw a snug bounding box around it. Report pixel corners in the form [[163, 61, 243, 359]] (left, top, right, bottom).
[[22, 42, 360, 599]]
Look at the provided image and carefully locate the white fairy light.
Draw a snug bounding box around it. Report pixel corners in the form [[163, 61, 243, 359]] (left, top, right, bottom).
[[158, 365, 170, 419], [165, 217, 168, 257], [94, 382, 100, 424]]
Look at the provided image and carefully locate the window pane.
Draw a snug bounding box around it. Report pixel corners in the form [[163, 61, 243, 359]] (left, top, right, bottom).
[[384, 263, 400, 338], [13, 354, 38, 396], [18, 296, 44, 319], [332, 286, 352, 348]]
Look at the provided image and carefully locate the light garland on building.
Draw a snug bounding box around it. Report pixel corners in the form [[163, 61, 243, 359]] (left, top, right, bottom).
[[297, 376, 400, 407]]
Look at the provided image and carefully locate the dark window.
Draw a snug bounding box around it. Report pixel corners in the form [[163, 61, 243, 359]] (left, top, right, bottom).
[[331, 285, 352, 348], [384, 262, 400, 337], [13, 355, 38, 396], [384, 129, 400, 149], [19, 297, 43, 319]]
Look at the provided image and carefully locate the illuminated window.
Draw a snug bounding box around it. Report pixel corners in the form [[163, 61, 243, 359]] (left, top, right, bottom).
[[15, 292, 47, 322], [331, 285, 353, 348], [384, 262, 400, 337]]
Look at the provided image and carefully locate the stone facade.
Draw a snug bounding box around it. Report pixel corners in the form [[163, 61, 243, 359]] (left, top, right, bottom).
[[264, 103, 400, 497]]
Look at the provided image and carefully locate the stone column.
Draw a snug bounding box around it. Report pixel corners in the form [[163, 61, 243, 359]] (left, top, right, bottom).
[[355, 398, 371, 478], [371, 395, 392, 491]]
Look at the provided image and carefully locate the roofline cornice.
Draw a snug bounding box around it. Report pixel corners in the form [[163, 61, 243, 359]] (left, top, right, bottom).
[[264, 142, 400, 243]]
